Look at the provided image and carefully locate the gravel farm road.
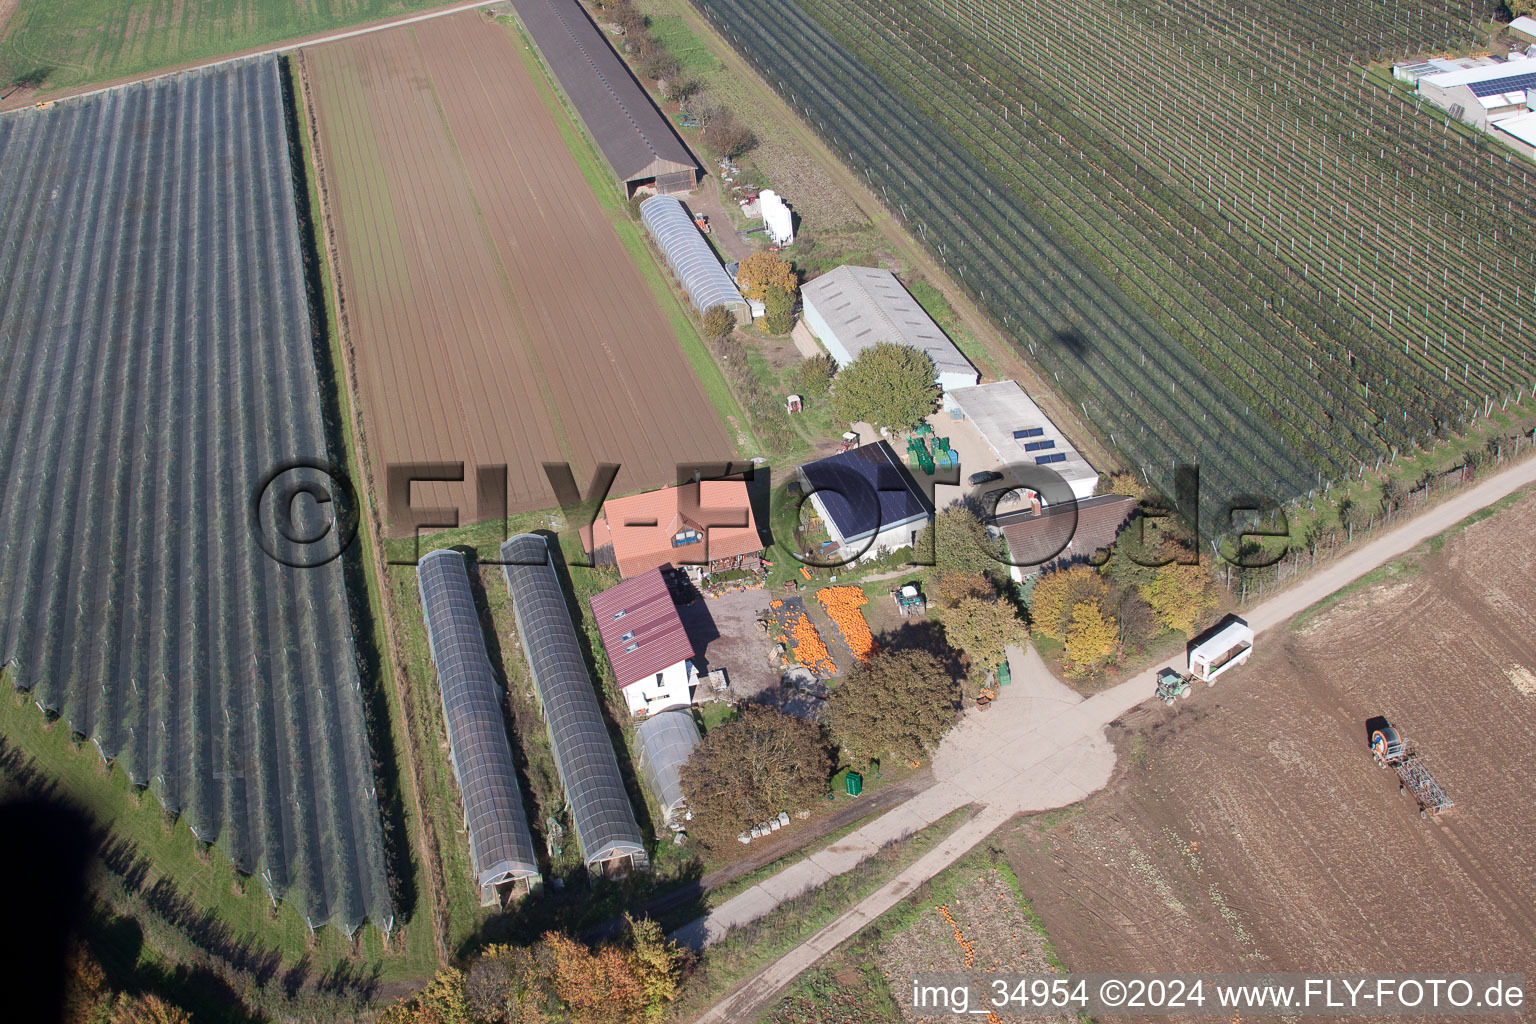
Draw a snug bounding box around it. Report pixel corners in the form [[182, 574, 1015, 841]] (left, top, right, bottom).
[[687, 453, 1536, 1023]]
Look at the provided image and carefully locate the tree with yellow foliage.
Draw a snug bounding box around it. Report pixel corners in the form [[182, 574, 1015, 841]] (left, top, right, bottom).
[[109, 994, 194, 1024], [735, 250, 798, 302], [1139, 560, 1218, 637], [1027, 564, 1108, 642], [378, 970, 474, 1024], [1064, 600, 1119, 673]]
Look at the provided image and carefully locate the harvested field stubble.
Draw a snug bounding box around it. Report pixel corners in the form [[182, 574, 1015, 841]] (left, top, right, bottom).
[[305, 12, 734, 534]]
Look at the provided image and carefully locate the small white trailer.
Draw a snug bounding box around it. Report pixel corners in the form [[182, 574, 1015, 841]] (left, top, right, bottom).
[[1189, 619, 1254, 683]]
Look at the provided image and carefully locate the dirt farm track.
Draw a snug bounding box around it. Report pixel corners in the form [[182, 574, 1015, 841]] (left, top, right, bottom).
[[1006, 490, 1536, 1016], [303, 11, 733, 531]]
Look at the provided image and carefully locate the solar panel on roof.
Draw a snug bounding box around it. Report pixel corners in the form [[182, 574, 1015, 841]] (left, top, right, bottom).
[[1024, 439, 1055, 452], [1035, 452, 1067, 465], [798, 441, 933, 543], [1469, 72, 1536, 96], [1013, 426, 1045, 439]]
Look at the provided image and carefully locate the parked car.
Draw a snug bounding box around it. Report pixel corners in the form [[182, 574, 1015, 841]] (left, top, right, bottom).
[[968, 470, 1003, 486]]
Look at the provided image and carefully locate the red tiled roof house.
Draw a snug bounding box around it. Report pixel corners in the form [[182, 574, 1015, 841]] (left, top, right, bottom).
[[584, 481, 763, 580], [589, 567, 698, 717]]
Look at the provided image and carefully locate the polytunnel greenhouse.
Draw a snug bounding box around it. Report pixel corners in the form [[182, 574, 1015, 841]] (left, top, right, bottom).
[[636, 709, 701, 829], [418, 549, 542, 903], [500, 534, 649, 876], [639, 194, 750, 325]]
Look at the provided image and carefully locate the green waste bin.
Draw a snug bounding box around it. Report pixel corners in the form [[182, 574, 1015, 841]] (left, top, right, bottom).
[[845, 771, 863, 796], [997, 660, 1012, 687]]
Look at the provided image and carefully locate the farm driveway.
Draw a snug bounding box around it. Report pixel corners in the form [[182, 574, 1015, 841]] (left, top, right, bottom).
[[685, 454, 1536, 1022], [677, 586, 776, 697]]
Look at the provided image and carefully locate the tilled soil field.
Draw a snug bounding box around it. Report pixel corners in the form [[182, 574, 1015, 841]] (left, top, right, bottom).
[[1003, 491, 1536, 1019], [304, 11, 733, 533]]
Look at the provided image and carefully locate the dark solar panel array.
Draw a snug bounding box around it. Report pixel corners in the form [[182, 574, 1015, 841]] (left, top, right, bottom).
[[1469, 71, 1536, 96], [1012, 426, 1045, 439], [500, 535, 647, 871], [798, 441, 934, 543], [1035, 452, 1067, 465], [418, 550, 541, 893]]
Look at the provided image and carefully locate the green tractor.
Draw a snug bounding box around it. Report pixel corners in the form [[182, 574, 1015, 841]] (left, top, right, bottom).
[[1155, 668, 1191, 705]]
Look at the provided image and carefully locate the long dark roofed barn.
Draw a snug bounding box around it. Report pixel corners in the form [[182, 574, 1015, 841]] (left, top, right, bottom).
[[514, 0, 699, 196]]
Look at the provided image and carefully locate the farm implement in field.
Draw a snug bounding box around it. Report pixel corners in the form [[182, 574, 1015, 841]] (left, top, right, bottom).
[[1369, 721, 1453, 816]]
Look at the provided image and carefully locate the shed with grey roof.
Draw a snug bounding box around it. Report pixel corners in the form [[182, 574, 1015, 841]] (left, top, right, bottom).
[[419, 549, 543, 903], [501, 534, 649, 876], [800, 266, 979, 404], [514, 0, 698, 196], [641, 195, 750, 324]]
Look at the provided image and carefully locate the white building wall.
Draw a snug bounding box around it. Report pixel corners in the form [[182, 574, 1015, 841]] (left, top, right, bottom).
[[623, 660, 697, 716], [801, 296, 853, 366]]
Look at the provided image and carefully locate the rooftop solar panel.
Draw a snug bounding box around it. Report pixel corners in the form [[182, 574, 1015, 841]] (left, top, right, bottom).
[[1469, 72, 1536, 96], [797, 441, 934, 544]]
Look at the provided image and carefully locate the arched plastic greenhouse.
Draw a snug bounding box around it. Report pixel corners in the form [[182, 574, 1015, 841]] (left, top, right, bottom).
[[636, 709, 701, 829], [500, 534, 649, 877], [639, 194, 750, 325], [418, 549, 542, 903]]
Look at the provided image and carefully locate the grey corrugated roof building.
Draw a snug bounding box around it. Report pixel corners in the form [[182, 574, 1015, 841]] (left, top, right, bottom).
[[501, 534, 649, 876], [640, 195, 750, 324], [418, 550, 543, 903], [514, 0, 698, 196], [635, 709, 701, 828], [800, 266, 979, 402]]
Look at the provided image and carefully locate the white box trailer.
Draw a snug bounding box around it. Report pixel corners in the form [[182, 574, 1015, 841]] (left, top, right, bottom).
[[1189, 619, 1253, 683]]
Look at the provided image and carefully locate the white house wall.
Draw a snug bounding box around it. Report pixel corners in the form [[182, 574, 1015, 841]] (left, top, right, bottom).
[[623, 659, 696, 716]]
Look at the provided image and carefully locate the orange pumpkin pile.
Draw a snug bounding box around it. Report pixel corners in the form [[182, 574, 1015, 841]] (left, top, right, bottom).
[[815, 586, 876, 661], [787, 613, 836, 676], [937, 904, 976, 968]]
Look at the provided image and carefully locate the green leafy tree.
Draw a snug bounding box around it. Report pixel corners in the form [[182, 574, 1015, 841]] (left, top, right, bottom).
[[680, 704, 834, 846], [939, 595, 1024, 675], [828, 341, 940, 431], [794, 352, 838, 397], [702, 305, 736, 339], [929, 569, 995, 609], [917, 505, 1005, 585], [763, 284, 795, 334], [830, 649, 959, 766]]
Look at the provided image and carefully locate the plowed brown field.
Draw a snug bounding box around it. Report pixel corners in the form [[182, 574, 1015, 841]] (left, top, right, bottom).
[[305, 11, 732, 533], [1003, 490, 1536, 1019]]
